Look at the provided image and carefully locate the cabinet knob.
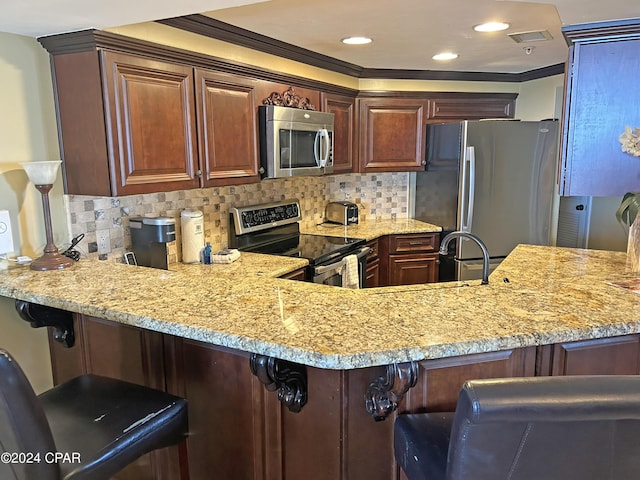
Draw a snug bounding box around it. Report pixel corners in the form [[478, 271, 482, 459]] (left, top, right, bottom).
[[195, 170, 202, 178]]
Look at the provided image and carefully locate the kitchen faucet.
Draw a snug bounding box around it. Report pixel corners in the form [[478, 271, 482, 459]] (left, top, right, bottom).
[[439, 231, 490, 285]]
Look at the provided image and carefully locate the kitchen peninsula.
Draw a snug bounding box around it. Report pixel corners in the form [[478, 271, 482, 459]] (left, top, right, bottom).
[[2, 231, 640, 479]]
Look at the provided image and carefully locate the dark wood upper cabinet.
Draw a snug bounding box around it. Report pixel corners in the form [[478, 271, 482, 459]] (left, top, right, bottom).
[[50, 49, 200, 196], [428, 94, 516, 122], [358, 97, 429, 172], [194, 69, 259, 186], [42, 30, 521, 192], [560, 19, 640, 196], [357, 93, 517, 174], [321, 92, 357, 174], [101, 52, 200, 195]]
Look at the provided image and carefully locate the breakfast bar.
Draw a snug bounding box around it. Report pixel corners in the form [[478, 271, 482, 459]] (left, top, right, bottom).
[[1, 242, 640, 479]]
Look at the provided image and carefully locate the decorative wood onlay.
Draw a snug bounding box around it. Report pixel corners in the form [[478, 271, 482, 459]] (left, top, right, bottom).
[[262, 87, 317, 110], [249, 353, 308, 413], [365, 361, 419, 421], [37, 29, 358, 98], [15, 300, 75, 348], [159, 14, 564, 83]]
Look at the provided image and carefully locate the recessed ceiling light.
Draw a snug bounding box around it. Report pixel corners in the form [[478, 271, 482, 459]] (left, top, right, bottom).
[[341, 36, 372, 45], [474, 22, 510, 32], [432, 52, 459, 61]]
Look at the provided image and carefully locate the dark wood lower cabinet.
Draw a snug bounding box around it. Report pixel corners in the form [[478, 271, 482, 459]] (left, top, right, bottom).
[[380, 234, 440, 286], [47, 316, 640, 480], [537, 334, 640, 376], [401, 348, 537, 413]]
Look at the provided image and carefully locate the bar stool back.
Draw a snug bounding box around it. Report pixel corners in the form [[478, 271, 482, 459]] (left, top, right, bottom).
[[0, 348, 188, 480], [395, 376, 640, 480]]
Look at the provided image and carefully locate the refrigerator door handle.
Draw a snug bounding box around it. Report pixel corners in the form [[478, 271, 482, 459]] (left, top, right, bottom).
[[460, 146, 476, 232], [466, 146, 476, 232]]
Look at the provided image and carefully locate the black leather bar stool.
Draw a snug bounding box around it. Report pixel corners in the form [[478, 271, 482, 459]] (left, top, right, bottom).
[[0, 348, 188, 480], [395, 376, 640, 480]]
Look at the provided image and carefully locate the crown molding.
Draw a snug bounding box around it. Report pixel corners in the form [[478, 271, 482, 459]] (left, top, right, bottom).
[[563, 17, 640, 44], [38, 29, 358, 97], [159, 14, 564, 83]]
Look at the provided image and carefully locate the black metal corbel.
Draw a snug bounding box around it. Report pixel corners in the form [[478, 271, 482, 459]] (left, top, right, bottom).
[[15, 300, 75, 348], [365, 361, 419, 421], [249, 353, 308, 413]]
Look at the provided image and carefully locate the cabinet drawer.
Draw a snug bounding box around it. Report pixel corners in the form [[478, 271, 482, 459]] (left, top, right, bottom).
[[366, 239, 379, 260], [388, 234, 438, 254], [280, 268, 307, 281]]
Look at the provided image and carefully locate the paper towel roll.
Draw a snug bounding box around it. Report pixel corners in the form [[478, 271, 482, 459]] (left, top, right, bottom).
[[181, 209, 204, 263]]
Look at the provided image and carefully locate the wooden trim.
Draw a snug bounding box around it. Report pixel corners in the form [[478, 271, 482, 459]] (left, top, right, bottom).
[[563, 18, 640, 44], [158, 14, 564, 82], [158, 15, 365, 78], [356, 91, 519, 101], [38, 29, 359, 98], [360, 63, 564, 82]]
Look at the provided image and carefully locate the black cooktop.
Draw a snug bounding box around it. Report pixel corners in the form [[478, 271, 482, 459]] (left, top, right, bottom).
[[229, 199, 365, 266], [243, 233, 365, 266]]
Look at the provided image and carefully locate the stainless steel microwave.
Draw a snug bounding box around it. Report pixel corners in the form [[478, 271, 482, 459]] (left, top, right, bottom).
[[258, 105, 334, 178]]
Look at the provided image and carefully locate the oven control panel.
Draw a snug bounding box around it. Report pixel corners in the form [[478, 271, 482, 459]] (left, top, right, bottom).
[[231, 199, 302, 235]]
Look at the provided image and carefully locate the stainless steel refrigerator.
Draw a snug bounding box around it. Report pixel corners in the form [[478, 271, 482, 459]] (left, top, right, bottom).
[[414, 119, 559, 281]]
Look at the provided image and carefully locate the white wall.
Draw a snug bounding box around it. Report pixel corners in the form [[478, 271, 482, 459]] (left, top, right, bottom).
[[0, 32, 65, 393]]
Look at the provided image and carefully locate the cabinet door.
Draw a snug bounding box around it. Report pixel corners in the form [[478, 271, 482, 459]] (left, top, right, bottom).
[[321, 92, 357, 174], [388, 253, 438, 285], [539, 335, 640, 376], [195, 69, 260, 186], [358, 98, 428, 172], [101, 51, 200, 195], [427, 95, 516, 121], [401, 348, 537, 413], [561, 37, 640, 196]]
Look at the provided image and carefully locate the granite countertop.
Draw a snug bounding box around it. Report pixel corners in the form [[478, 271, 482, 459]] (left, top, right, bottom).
[[1, 219, 639, 370], [302, 218, 442, 240]]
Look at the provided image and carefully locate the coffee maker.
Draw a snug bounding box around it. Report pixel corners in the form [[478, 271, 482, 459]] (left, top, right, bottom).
[[129, 217, 176, 269]]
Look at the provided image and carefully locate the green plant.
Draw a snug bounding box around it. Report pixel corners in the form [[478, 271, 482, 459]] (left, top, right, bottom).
[[616, 192, 640, 227]]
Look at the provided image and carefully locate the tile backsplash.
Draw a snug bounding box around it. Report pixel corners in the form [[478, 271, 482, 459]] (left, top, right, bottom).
[[66, 173, 410, 262]]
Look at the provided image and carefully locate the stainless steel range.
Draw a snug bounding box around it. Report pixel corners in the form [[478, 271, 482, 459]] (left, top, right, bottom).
[[229, 199, 369, 287]]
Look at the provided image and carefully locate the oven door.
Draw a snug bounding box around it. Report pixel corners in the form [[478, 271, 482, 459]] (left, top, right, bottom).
[[312, 246, 370, 288]]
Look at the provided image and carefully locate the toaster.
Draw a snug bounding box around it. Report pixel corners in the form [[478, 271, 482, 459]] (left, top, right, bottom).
[[325, 201, 359, 225]]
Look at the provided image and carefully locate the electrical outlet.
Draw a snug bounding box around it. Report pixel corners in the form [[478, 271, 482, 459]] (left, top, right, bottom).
[[0, 210, 15, 255], [96, 230, 110, 254]]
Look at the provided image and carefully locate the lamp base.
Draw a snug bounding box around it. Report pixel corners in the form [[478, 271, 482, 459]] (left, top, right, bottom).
[[30, 251, 75, 271]]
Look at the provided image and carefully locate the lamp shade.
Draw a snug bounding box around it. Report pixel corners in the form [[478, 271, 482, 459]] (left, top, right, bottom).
[[20, 161, 62, 185]]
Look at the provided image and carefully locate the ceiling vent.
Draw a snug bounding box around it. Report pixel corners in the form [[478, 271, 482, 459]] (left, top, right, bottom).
[[508, 30, 553, 43]]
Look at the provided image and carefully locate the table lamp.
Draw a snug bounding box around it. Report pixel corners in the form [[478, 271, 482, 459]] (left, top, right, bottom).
[[20, 161, 74, 271]]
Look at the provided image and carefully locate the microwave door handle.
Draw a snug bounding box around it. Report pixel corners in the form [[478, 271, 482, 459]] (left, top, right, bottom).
[[314, 129, 329, 167]]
